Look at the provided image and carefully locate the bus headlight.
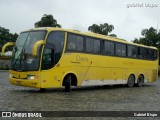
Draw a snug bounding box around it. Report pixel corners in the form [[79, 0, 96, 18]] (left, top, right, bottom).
[[27, 75, 37, 80]]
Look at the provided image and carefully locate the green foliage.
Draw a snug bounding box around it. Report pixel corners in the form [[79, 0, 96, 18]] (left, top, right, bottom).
[[109, 34, 117, 38], [0, 56, 11, 70], [132, 27, 160, 47], [132, 27, 160, 64], [35, 14, 61, 28], [0, 26, 18, 52], [88, 23, 117, 37]]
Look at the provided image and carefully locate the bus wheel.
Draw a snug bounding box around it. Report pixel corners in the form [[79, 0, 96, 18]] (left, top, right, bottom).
[[136, 75, 144, 87], [64, 76, 71, 92], [127, 74, 135, 88]]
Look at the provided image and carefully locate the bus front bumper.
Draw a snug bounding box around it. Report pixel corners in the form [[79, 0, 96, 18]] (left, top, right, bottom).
[[9, 72, 41, 88], [9, 78, 40, 88]]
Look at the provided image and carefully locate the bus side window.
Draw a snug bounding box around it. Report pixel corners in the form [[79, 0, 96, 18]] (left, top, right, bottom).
[[148, 49, 153, 60], [153, 50, 158, 60], [110, 42, 114, 55], [132, 46, 138, 58], [77, 36, 84, 52], [138, 47, 141, 58], [139, 47, 147, 59], [67, 34, 84, 52], [67, 34, 76, 51], [93, 39, 100, 53], [115, 43, 122, 56], [122, 44, 126, 56], [127, 45, 132, 57], [103, 41, 114, 55], [128, 45, 137, 58], [86, 38, 94, 53]]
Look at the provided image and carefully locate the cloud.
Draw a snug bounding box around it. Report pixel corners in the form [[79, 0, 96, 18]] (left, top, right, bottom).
[[0, 0, 160, 41]]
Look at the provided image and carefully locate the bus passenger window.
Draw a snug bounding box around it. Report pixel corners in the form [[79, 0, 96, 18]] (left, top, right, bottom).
[[67, 34, 76, 51], [103, 41, 110, 55], [122, 44, 126, 56], [86, 38, 94, 53], [128, 45, 137, 58], [127, 45, 132, 57], [94, 39, 100, 53], [77, 36, 84, 52], [103, 41, 114, 55], [116, 43, 122, 56], [139, 47, 147, 59], [67, 34, 84, 52], [68, 42, 76, 50], [153, 50, 158, 60], [132, 46, 138, 58], [147, 49, 153, 59], [110, 42, 114, 55]]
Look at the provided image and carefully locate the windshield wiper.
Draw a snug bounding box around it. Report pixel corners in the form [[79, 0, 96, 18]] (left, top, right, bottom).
[[12, 49, 25, 70], [12, 33, 30, 71], [19, 49, 26, 70]]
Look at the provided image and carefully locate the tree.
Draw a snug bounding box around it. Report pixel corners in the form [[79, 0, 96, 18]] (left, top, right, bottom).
[[88, 23, 117, 37], [35, 14, 61, 28], [132, 27, 160, 47], [0, 26, 18, 52], [109, 34, 117, 37], [132, 27, 160, 64]]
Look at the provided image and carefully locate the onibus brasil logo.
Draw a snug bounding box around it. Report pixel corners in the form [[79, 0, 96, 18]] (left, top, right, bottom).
[[1, 112, 42, 118]]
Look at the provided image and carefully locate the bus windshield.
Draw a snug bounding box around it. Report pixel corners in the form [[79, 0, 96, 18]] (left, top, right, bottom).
[[11, 31, 46, 71]]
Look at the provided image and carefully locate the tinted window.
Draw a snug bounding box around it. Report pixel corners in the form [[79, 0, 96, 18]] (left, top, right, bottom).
[[153, 50, 158, 60], [110, 42, 114, 55], [94, 39, 100, 53], [42, 48, 54, 70], [67, 34, 76, 51], [148, 49, 154, 59], [116, 43, 122, 56], [115, 43, 126, 56], [47, 31, 64, 53], [128, 45, 138, 58], [132, 46, 138, 57], [86, 38, 94, 53], [139, 47, 147, 59], [67, 34, 84, 52], [128, 46, 132, 57], [103, 41, 114, 55], [122, 44, 126, 56], [77, 36, 84, 51], [42, 31, 64, 70]]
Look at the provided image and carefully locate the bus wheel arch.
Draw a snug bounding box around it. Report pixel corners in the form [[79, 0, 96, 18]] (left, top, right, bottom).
[[127, 74, 135, 87], [136, 74, 144, 87], [62, 73, 78, 92]]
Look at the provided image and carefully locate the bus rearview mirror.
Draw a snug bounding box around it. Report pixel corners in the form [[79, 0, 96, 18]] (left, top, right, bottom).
[[32, 40, 46, 56], [2, 42, 15, 56]]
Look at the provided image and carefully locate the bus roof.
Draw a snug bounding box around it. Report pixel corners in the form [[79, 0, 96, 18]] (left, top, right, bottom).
[[24, 27, 158, 50]]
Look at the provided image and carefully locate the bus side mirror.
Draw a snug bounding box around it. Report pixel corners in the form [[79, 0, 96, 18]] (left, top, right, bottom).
[[2, 42, 15, 56], [32, 40, 46, 56]]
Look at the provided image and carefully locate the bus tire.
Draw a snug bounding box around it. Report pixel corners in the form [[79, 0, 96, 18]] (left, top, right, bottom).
[[127, 74, 135, 88], [64, 76, 71, 92], [136, 75, 144, 87]]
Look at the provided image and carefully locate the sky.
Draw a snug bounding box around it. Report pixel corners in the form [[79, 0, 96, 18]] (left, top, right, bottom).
[[0, 0, 160, 41]]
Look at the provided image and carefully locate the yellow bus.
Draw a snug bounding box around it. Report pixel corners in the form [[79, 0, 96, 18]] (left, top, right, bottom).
[[2, 27, 158, 92]]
